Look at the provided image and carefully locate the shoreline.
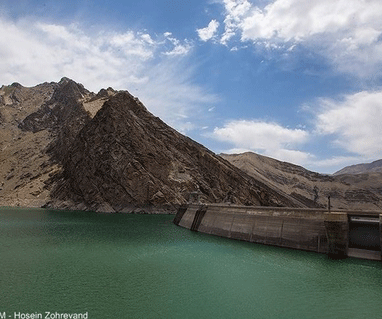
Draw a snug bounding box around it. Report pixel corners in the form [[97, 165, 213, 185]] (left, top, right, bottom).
[[0, 204, 178, 215]]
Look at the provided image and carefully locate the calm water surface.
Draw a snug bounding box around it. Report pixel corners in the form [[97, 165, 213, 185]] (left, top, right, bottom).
[[1, 207, 381, 318]]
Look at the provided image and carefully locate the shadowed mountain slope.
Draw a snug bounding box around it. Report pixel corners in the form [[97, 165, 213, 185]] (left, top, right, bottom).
[[47, 91, 303, 212]]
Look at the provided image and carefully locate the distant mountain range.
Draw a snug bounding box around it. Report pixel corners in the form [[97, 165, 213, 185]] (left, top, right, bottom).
[[1, 78, 381, 212], [221, 152, 382, 211], [334, 159, 382, 175]]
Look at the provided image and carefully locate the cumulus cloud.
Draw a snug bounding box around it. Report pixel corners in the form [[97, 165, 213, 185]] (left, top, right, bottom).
[[221, 0, 252, 45], [197, 19, 220, 42], [0, 17, 216, 132], [212, 120, 312, 165], [210, 90, 382, 172], [315, 90, 382, 157], [218, 0, 382, 77]]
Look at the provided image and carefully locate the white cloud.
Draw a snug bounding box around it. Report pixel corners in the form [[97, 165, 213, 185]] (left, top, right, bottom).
[[140, 33, 155, 45], [163, 44, 192, 56], [222, 0, 382, 43], [210, 89, 382, 172], [219, 0, 382, 77], [213, 120, 309, 149], [312, 156, 367, 170], [315, 90, 382, 157], [223, 1, 251, 28], [110, 32, 155, 59], [212, 120, 312, 165], [197, 19, 220, 42], [0, 17, 215, 132], [221, 0, 252, 45], [163, 32, 193, 56], [266, 148, 313, 165]]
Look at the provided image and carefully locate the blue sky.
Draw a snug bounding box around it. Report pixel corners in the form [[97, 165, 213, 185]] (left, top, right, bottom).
[[1, 0, 382, 174]]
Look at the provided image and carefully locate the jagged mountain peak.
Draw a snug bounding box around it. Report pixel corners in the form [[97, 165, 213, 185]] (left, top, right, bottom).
[[50, 77, 90, 105], [18, 79, 91, 133], [58, 77, 72, 84], [94, 87, 116, 99], [10, 82, 23, 88], [101, 91, 150, 117], [58, 77, 83, 87]]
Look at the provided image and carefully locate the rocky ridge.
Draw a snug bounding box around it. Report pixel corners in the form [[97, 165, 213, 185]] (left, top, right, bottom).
[[334, 159, 382, 175], [0, 78, 302, 213], [221, 152, 382, 211]]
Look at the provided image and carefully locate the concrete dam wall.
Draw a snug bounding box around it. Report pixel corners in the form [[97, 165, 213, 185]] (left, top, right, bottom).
[[174, 204, 382, 261]]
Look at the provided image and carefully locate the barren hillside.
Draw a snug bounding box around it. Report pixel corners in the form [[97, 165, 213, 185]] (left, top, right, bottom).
[[221, 152, 382, 211]]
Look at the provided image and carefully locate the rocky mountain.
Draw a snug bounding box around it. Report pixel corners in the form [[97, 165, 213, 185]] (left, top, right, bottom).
[[0, 78, 302, 213], [221, 152, 382, 211], [334, 159, 382, 175]]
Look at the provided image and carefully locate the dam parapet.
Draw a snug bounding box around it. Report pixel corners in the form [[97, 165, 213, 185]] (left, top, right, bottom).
[[174, 204, 382, 261]]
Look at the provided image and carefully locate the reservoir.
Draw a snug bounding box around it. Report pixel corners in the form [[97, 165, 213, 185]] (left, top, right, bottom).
[[1, 207, 381, 318]]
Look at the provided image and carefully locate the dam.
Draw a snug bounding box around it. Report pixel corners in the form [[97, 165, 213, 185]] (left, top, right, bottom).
[[173, 204, 382, 261]]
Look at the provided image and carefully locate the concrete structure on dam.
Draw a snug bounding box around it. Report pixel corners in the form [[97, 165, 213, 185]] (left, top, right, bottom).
[[173, 204, 382, 261]]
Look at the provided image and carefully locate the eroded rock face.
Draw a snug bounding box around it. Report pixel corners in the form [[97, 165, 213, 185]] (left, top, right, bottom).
[[0, 81, 58, 207], [48, 91, 301, 212], [1, 78, 301, 212]]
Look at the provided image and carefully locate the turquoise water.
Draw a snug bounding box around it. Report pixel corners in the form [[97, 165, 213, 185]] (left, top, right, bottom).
[[0, 207, 382, 319]]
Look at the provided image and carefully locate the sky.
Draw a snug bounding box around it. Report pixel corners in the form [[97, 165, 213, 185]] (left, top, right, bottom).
[[1, 0, 382, 174]]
